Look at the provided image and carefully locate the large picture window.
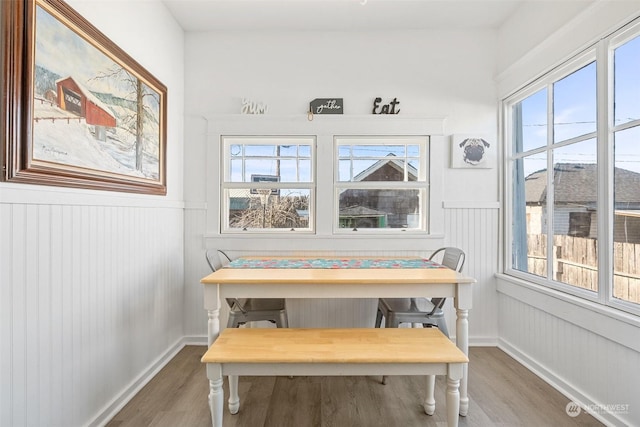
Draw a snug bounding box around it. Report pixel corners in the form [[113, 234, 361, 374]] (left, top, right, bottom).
[[505, 21, 640, 314]]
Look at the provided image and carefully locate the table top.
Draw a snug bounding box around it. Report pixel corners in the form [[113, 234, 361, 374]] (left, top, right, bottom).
[[201, 257, 475, 285], [201, 328, 469, 364]]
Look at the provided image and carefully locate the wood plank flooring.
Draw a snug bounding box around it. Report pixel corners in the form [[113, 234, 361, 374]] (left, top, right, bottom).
[[107, 346, 603, 427]]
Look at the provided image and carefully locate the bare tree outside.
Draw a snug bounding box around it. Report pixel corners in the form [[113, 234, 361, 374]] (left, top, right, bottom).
[[231, 191, 309, 229]]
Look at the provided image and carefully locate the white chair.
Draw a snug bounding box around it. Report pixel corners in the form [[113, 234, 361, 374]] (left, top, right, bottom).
[[374, 247, 465, 384], [205, 250, 289, 328]]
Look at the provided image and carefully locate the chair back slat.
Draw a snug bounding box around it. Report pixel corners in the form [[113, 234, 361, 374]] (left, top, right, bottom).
[[205, 249, 247, 314], [428, 247, 465, 314], [205, 249, 220, 272], [430, 247, 465, 272]]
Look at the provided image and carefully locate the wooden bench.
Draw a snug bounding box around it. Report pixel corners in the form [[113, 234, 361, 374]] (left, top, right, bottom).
[[201, 328, 468, 427]]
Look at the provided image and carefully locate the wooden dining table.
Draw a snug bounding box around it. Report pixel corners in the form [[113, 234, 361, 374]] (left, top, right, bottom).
[[200, 256, 476, 416]]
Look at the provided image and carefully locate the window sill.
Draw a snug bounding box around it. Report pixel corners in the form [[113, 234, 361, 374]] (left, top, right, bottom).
[[205, 233, 446, 253], [209, 232, 445, 239], [496, 273, 640, 353]]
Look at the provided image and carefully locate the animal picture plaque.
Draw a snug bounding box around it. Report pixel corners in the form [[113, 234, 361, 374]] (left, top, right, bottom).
[[450, 134, 495, 169]]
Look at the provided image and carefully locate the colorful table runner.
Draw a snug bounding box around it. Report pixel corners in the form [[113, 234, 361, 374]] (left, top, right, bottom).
[[228, 258, 445, 269]]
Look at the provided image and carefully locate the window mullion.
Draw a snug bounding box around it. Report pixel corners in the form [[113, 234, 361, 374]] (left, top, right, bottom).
[[547, 83, 555, 282], [598, 38, 614, 305]]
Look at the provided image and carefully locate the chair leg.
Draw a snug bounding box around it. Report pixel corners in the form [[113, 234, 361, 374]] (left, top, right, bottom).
[[387, 315, 400, 329], [275, 312, 292, 378], [436, 318, 449, 338], [272, 312, 289, 328], [376, 309, 386, 384], [280, 311, 289, 328], [228, 313, 240, 328], [375, 308, 383, 328], [380, 312, 396, 385]]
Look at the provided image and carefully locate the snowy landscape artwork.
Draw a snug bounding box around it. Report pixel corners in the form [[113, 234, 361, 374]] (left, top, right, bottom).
[[2, 0, 166, 194]]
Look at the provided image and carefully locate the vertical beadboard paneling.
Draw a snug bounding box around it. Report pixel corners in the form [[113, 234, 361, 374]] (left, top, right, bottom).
[[183, 207, 208, 338], [0, 201, 184, 427], [12, 204, 27, 427], [498, 292, 640, 426], [49, 204, 64, 425], [444, 206, 499, 343], [188, 205, 500, 337], [0, 204, 12, 427], [37, 204, 52, 426]]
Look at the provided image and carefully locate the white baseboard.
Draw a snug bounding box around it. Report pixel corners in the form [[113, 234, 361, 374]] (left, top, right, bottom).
[[88, 337, 189, 427], [95, 334, 615, 427], [183, 335, 208, 346], [498, 338, 624, 427], [469, 336, 499, 347]]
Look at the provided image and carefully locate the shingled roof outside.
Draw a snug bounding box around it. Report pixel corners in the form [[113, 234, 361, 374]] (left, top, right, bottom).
[[525, 163, 640, 205]]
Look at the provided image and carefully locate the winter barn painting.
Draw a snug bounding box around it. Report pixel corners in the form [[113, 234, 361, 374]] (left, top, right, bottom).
[[1, 0, 167, 194]]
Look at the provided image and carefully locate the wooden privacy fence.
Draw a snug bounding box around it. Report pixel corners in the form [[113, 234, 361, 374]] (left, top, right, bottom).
[[527, 234, 640, 304]]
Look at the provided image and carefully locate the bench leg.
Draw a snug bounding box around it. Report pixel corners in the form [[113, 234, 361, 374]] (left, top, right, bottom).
[[423, 374, 436, 415], [206, 364, 224, 427], [446, 363, 463, 427], [456, 307, 469, 416], [228, 375, 240, 414]]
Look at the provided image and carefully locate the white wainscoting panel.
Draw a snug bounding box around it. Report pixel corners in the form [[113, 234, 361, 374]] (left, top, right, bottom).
[[188, 203, 499, 344], [443, 204, 499, 345], [497, 281, 640, 426], [183, 206, 210, 339], [0, 201, 184, 427]]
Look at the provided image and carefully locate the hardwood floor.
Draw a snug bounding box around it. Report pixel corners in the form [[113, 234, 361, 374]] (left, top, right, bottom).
[[107, 345, 603, 427]]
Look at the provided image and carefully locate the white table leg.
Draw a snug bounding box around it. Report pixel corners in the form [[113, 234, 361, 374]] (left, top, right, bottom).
[[206, 364, 224, 427], [207, 296, 222, 422], [228, 375, 240, 414], [207, 307, 220, 346], [423, 374, 436, 415], [455, 307, 469, 416]]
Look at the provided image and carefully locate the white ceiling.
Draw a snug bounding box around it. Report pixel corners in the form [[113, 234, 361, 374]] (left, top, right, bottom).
[[162, 0, 527, 32]]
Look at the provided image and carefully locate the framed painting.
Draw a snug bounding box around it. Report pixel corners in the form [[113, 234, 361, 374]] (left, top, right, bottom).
[[1, 0, 167, 194]]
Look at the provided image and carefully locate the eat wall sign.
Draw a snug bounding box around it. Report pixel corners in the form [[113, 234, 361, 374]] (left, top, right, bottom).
[[372, 97, 400, 114]]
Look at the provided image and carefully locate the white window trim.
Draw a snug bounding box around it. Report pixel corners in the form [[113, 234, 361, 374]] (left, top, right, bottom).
[[333, 135, 430, 234], [204, 115, 447, 253], [220, 135, 317, 234], [502, 20, 640, 317]]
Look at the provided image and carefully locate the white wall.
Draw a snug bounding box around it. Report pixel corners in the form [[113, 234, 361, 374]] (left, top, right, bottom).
[[496, 2, 640, 426], [15, 2, 638, 425], [497, 0, 640, 97], [183, 29, 500, 343], [0, 1, 185, 426], [496, 0, 597, 75]]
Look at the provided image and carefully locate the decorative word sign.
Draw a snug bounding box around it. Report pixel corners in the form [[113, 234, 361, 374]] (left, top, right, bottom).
[[310, 98, 343, 114], [241, 98, 268, 114], [372, 97, 400, 114]]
